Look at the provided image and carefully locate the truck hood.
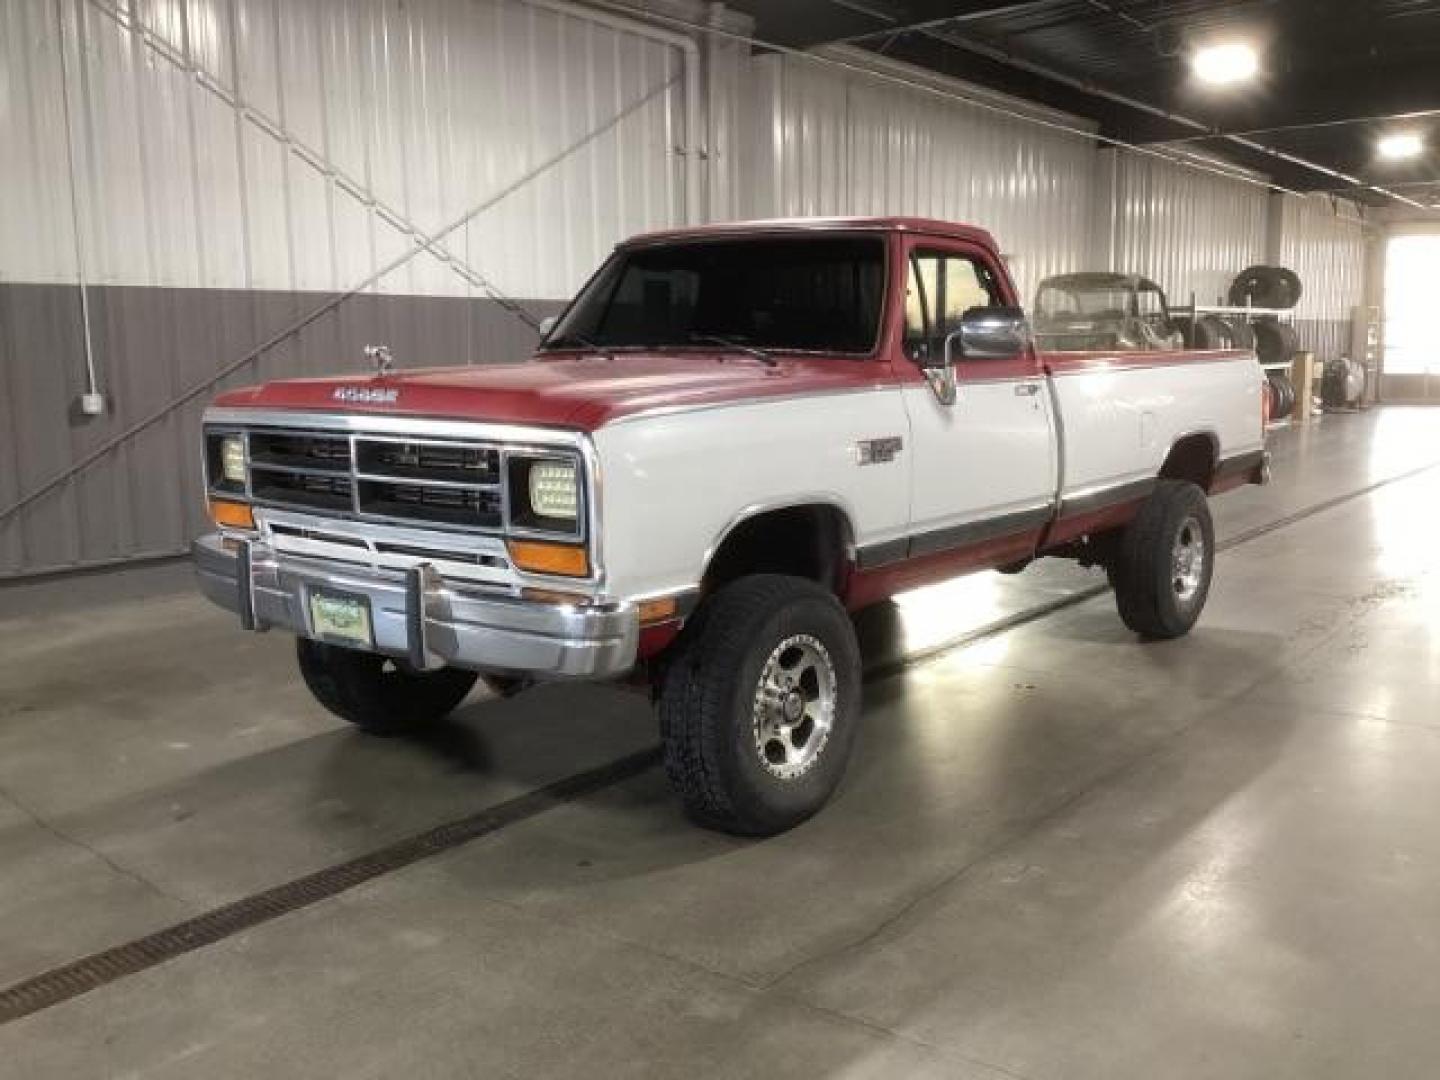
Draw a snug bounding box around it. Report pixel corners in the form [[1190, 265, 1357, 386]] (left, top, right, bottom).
[[211, 353, 897, 431]]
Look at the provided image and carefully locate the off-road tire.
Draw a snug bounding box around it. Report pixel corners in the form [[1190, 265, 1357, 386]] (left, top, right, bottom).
[[296, 639, 478, 734], [658, 574, 862, 836], [1253, 318, 1297, 368], [1229, 265, 1302, 309], [1184, 314, 1233, 350], [1226, 317, 1256, 352], [1109, 480, 1215, 639]]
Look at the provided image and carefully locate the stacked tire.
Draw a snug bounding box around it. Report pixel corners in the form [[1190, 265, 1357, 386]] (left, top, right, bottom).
[[1267, 371, 1296, 421], [1182, 313, 1261, 351], [1182, 314, 1233, 349], [1228, 265, 1303, 423], [1252, 318, 1299, 367], [1229, 266, 1303, 309]]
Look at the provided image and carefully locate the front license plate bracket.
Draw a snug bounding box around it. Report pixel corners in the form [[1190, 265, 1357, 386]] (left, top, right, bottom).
[[307, 590, 374, 649]]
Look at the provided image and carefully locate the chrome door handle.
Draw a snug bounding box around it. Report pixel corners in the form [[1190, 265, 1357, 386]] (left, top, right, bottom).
[[1014, 382, 1040, 396]]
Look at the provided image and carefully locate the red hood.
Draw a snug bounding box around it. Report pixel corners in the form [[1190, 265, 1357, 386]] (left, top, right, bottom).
[[212, 353, 898, 431]]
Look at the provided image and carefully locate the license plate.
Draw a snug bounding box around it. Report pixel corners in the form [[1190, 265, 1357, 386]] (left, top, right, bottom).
[[308, 591, 373, 649]]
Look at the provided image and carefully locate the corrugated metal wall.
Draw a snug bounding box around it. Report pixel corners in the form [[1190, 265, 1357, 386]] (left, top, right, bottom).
[[2, 0, 686, 295], [1278, 193, 1369, 360], [0, 0, 694, 577], [740, 53, 1098, 303], [1111, 152, 1270, 307], [1, 3, 1376, 579]]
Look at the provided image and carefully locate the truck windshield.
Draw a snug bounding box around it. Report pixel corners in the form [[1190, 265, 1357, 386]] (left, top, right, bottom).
[[1035, 286, 1132, 320], [541, 236, 886, 355]]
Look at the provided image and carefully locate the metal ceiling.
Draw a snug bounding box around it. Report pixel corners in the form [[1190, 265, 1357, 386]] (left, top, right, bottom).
[[726, 0, 1440, 209]]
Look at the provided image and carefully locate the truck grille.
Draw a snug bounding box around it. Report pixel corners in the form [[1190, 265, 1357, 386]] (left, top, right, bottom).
[[244, 430, 503, 529]]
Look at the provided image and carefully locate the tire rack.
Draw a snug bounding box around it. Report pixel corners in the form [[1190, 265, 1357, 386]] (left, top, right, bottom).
[[1172, 298, 1300, 428]]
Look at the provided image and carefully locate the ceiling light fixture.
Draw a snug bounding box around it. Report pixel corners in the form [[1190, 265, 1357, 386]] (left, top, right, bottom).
[[1378, 133, 1426, 161], [1192, 42, 1259, 86]]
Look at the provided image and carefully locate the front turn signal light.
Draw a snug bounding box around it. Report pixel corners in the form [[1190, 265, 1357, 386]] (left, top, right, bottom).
[[208, 498, 255, 530], [637, 596, 678, 625], [507, 539, 589, 578]]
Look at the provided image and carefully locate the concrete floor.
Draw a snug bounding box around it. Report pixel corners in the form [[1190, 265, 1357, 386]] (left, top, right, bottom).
[[2, 407, 1440, 1078]]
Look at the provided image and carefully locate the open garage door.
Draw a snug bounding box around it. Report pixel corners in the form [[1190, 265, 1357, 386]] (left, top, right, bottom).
[[1383, 235, 1440, 401]]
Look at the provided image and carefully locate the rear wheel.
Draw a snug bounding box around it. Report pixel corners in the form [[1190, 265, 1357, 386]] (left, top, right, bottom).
[[1109, 481, 1215, 639], [658, 574, 861, 836], [296, 639, 478, 734]]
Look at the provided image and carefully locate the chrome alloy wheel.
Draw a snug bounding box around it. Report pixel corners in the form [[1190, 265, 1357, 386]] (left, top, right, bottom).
[[1172, 516, 1206, 604], [751, 634, 837, 781]]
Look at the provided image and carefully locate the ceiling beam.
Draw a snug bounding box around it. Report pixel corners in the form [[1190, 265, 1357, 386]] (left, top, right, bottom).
[[1120, 61, 1440, 147], [729, 1, 887, 48], [833, 0, 1062, 44], [870, 30, 1426, 205], [733, 0, 1067, 50], [1152, 108, 1440, 147]]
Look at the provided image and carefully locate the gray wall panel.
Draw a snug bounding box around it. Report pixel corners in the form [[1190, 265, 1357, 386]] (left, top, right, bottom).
[[0, 283, 87, 571], [0, 284, 561, 577]]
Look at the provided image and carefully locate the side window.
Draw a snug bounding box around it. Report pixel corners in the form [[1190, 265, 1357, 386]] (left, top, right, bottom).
[[904, 249, 1003, 358], [1136, 287, 1167, 328]]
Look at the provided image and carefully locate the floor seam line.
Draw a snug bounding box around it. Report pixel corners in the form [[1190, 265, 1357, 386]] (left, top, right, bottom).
[[467, 887, 1039, 1079], [758, 660, 1287, 993], [0, 783, 187, 906], [775, 992, 1042, 1080], [463, 887, 773, 993], [757, 728, 1193, 991]]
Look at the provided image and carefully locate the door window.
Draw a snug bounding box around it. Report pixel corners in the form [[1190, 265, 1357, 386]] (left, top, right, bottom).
[[904, 250, 1003, 360]]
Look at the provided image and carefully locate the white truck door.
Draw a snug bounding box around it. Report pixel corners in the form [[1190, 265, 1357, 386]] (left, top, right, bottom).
[[898, 243, 1058, 554]]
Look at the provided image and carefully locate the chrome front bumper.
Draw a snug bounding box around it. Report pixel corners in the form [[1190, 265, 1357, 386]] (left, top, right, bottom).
[[192, 534, 638, 679]]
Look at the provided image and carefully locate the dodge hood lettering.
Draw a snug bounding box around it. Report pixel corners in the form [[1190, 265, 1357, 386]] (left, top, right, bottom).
[[332, 386, 400, 405]]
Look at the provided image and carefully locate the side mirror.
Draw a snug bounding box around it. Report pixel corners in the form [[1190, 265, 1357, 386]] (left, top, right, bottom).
[[925, 306, 1031, 405], [537, 315, 558, 340], [950, 305, 1030, 361]]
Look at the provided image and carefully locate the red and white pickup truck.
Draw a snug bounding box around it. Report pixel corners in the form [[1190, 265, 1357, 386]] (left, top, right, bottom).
[[195, 217, 1267, 834]]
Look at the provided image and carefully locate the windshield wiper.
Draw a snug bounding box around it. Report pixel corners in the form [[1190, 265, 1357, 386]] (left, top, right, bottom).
[[688, 333, 777, 367], [540, 333, 602, 351]]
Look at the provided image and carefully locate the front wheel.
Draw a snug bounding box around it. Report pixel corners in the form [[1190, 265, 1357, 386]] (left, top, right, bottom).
[[296, 639, 478, 734], [1109, 480, 1215, 639], [659, 575, 862, 836]]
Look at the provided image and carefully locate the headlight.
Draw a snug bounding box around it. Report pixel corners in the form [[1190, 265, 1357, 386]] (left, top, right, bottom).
[[220, 435, 247, 484], [528, 460, 578, 520]]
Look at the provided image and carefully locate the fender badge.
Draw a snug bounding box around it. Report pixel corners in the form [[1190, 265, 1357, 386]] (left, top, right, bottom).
[[855, 436, 903, 465]]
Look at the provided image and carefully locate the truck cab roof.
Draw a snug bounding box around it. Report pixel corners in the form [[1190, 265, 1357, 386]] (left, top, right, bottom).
[[1038, 272, 1166, 293], [623, 216, 1000, 251]]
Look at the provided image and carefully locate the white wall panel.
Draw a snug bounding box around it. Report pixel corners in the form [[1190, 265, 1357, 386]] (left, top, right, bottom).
[[1275, 192, 1370, 361], [0, 0, 80, 284], [1, 0, 690, 298], [741, 54, 1097, 304], [1279, 193, 1368, 323], [1112, 153, 1269, 306]]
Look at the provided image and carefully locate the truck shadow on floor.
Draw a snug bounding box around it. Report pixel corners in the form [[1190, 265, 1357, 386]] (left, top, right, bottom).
[[395, 657, 1303, 1005]]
